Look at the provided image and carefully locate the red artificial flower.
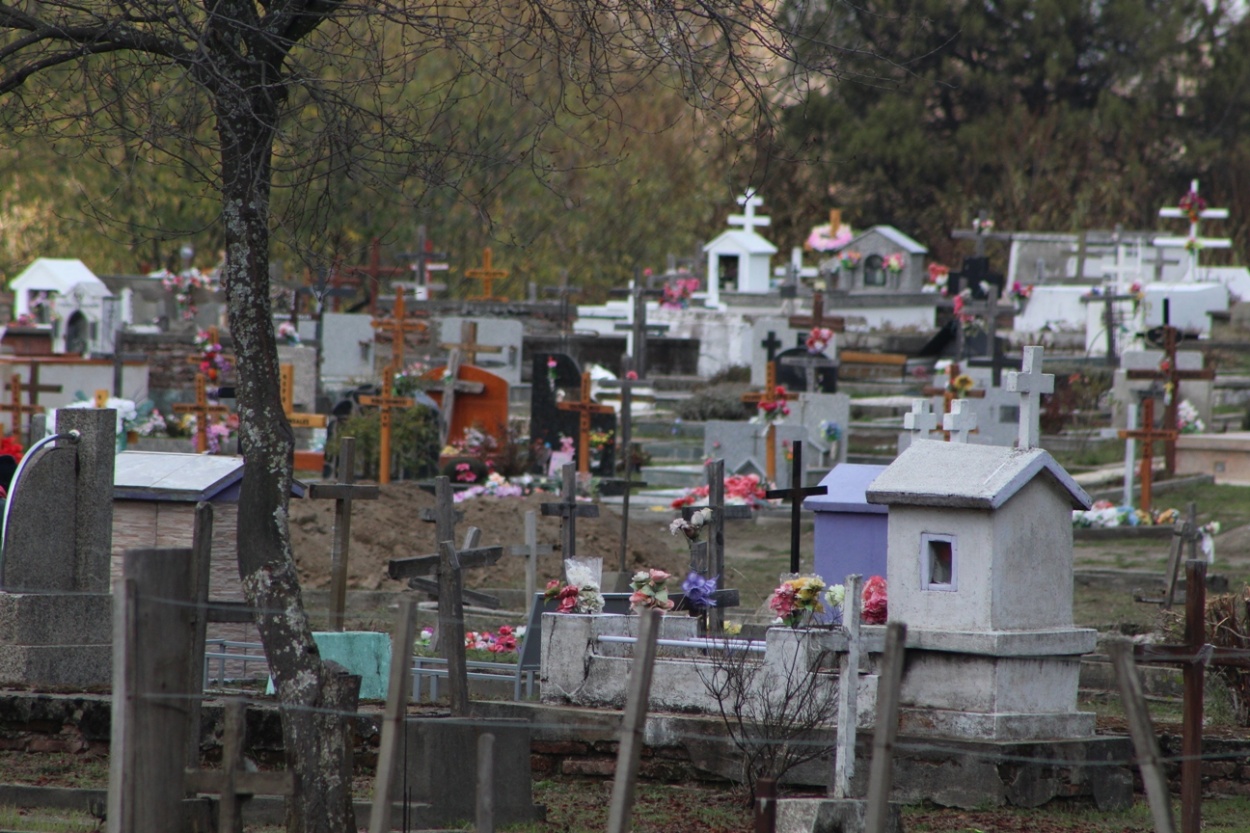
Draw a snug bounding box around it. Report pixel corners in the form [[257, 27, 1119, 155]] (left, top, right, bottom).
[[0, 434, 24, 461], [862, 576, 888, 624]]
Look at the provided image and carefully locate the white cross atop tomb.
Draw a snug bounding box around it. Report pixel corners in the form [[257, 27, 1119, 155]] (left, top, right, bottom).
[[903, 398, 938, 436], [728, 190, 771, 234], [1154, 179, 1231, 281], [943, 400, 978, 444], [1005, 346, 1054, 449]]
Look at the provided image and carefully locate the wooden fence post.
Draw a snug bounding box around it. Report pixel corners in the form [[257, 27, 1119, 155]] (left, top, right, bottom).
[[864, 621, 906, 833], [606, 609, 662, 833], [1110, 640, 1177, 833], [107, 548, 197, 833], [369, 599, 419, 833]]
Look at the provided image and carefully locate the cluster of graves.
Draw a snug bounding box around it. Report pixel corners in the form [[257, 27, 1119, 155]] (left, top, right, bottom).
[[2, 181, 1250, 830]]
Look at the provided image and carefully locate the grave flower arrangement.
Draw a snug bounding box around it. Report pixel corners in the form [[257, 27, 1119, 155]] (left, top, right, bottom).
[[393, 360, 433, 396], [452, 472, 530, 502], [805, 327, 835, 355], [546, 356, 559, 390], [949, 373, 976, 398], [1072, 500, 1187, 529], [769, 575, 826, 628], [755, 386, 791, 423], [670, 473, 770, 510], [669, 507, 713, 541], [680, 572, 719, 613], [823, 583, 845, 626], [820, 420, 842, 444], [0, 435, 23, 461], [862, 576, 888, 624], [1179, 189, 1207, 223], [1185, 237, 1203, 254], [1177, 400, 1205, 434], [924, 263, 950, 295], [158, 269, 212, 321], [545, 557, 606, 614], [883, 253, 906, 273], [661, 276, 701, 310], [839, 250, 862, 271], [629, 569, 675, 613], [277, 321, 301, 345], [194, 329, 231, 383]]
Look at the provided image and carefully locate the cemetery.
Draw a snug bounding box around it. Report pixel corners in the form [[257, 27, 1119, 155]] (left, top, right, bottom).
[[4, 56, 1250, 833]]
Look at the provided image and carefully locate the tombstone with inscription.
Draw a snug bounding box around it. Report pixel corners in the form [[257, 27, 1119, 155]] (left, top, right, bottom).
[[0, 408, 115, 687], [529, 353, 616, 477]]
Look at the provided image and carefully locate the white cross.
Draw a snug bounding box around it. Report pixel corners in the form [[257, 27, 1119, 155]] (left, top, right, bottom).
[[943, 399, 978, 444], [728, 189, 771, 234], [1006, 346, 1054, 449], [833, 573, 863, 799], [774, 246, 819, 280], [1154, 179, 1231, 281], [903, 398, 938, 437]]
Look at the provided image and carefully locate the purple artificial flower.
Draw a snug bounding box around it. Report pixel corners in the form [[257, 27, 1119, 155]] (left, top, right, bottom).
[[682, 571, 718, 611]]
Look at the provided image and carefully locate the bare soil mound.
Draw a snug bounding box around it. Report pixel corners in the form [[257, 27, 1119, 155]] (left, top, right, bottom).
[[290, 482, 686, 591]]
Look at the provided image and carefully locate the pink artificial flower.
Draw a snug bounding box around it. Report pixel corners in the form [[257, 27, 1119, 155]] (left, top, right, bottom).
[[626, 370, 638, 380], [862, 576, 888, 624], [649, 569, 670, 584]]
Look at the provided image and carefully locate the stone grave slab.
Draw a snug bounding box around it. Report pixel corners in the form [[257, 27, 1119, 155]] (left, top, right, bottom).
[[703, 420, 812, 488], [438, 317, 523, 385], [299, 312, 375, 384], [795, 392, 850, 468]]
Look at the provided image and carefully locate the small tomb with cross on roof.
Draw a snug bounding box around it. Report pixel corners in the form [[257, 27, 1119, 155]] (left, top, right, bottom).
[[702, 190, 779, 306], [865, 347, 1098, 740]]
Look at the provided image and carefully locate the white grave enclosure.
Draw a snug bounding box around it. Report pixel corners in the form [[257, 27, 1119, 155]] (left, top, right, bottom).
[[866, 441, 1097, 740]]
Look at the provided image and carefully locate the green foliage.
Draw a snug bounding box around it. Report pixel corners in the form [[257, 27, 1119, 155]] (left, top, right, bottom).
[[675, 383, 750, 421], [329, 406, 440, 480], [705, 364, 751, 385]]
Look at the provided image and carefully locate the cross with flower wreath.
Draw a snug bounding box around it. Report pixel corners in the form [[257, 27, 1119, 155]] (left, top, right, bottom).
[[739, 363, 798, 483], [1154, 180, 1231, 281], [172, 373, 231, 453], [1125, 325, 1213, 475]]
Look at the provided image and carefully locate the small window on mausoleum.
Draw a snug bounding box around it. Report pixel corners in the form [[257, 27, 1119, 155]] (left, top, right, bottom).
[[920, 533, 957, 591], [863, 254, 886, 288]]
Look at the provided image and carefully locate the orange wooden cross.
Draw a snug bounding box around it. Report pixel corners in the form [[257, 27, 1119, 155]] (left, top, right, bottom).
[[359, 360, 414, 485], [0, 374, 43, 437], [787, 291, 846, 333], [464, 248, 509, 301], [739, 363, 799, 483], [440, 321, 503, 367], [280, 364, 327, 429], [556, 372, 614, 474], [1126, 326, 1215, 475], [370, 287, 428, 370], [1118, 396, 1177, 514], [173, 374, 231, 453]]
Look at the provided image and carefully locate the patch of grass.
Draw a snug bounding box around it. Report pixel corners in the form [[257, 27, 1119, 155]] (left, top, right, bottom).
[[0, 805, 100, 832], [902, 795, 1250, 832], [502, 780, 750, 832], [0, 753, 108, 790]]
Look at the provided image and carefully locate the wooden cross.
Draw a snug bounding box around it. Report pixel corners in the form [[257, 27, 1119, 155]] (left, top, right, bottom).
[[426, 345, 487, 448], [440, 320, 503, 368], [1160, 502, 1204, 609], [541, 463, 600, 562], [280, 364, 327, 429], [184, 699, 294, 833], [173, 374, 231, 453], [345, 237, 409, 315], [1118, 396, 1176, 514], [765, 441, 828, 574], [739, 363, 799, 483], [390, 526, 505, 610], [942, 399, 979, 444], [950, 209, 1013, 258], [1005, 346, 1054, 450], [787, 291, 845, 334], [369, 286, 428, 370], [358, 361, 414, 485], [504, 510, 556, 606], [1131, 559, 1250, 833], [464, 247, 510, 301], [556, 372, 615, 475], [307, 437, 380, 630], [683, 459, 750, 634], [0, 374, 44, 437], [612, 282, 668, 379], [1126, 326, 1214, 475]]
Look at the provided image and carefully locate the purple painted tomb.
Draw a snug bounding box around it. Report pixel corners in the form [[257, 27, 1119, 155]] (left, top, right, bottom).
[[804, 464, 889, 596]]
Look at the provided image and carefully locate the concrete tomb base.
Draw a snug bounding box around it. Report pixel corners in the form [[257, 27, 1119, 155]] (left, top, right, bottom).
[[0, 593, 112, 688], [390, 717, 544, 827], [776, 798, 902, 833]]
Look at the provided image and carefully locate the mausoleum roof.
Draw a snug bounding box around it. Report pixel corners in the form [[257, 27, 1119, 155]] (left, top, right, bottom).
[[847, 226, 928, 255], [702, 230, 778, 256], [113, 451, 305, 502], [10, 258, 112, 297], [865, 440, 1090, 511]]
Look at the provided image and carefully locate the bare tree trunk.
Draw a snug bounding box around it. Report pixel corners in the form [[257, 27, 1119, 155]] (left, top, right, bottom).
[[216, 86, 356, 833]]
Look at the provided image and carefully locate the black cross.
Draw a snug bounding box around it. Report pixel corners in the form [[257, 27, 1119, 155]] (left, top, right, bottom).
[[760, 331, 783, 362], [684, 459, 752, 634], [541, 463, 600, 560], [764, 441, 828, 574]]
